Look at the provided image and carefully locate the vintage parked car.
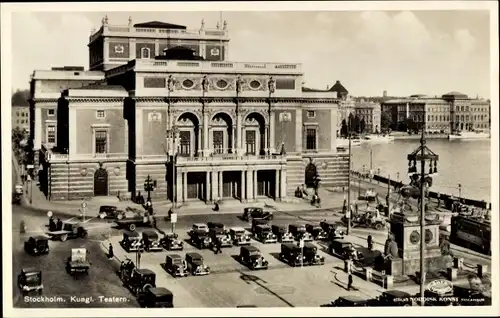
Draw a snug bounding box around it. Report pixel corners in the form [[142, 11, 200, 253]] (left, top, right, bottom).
[[142, 230, 163, 252], [185, 252, 210, 276], [326, 296, 369, 307], [375, 290, 413, 306], [13, 184, 23, 204], [254, 224, 277, 244], [305, 223, 328, 240], [45, 221, 88, 242], [320, 220, 344, 239], [229, 227, 251, 246], [242, 207, 274, 221], [239, 245, 269, 270], [207, 222, 226, 232], [188, 223, 209, 237], [160, 232, 184, 251], [138, 287, 174, 308], [120, 230, 143, 252], [115, 209, 155, 231], [190, 230, 212, 249], [163, 254, 188, 278], [279, 243, 306, 267], [209, 227, 232, 247], [18, 268, 43, 293], [302, 242, 325, 266], [66, 248, 90, 275], [123, 267, 157, 297], [98, 205, 119, 219], [24, 236, 50, 255], [328, 239, 364, 261], [288, 224, 313, 241], [271, 225, 295, 243], [251, 218, 269, 233]]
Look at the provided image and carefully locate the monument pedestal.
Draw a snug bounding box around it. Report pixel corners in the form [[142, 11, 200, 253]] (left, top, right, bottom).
[[388, 212, 452, 276]]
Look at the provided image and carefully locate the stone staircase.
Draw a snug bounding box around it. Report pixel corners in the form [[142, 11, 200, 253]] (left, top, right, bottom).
[[286, 156, 305, 198]]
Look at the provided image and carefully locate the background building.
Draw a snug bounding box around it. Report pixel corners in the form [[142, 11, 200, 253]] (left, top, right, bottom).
[[30, 17, 350, 201], [354, 100, 381, 134], [381, 92, 490, 133], [12, 105, 30, 133]]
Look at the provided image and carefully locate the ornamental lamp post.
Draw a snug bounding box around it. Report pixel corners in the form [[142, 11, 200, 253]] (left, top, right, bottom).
[[144, 175, 156, 202], [406, 126, 439, 307]]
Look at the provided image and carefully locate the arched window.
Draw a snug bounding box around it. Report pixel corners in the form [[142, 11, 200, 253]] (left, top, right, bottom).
[[141, 47, 150, 59]]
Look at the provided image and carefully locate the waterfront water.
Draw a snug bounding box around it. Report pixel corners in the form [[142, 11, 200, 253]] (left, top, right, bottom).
[[351, 139, 492, 202]]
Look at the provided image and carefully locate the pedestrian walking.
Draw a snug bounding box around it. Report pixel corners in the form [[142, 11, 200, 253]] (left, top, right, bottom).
[[214, 239, 222, 254], [347, 273, 353, 291], [108, 243, 114, 259], [367, 234, 373, 251]]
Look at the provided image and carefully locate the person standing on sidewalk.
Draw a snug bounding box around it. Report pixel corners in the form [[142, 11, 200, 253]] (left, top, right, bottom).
[[108, 243, 114, 259], [367, 234, 373, 251], [347, 273, 353, 291], [214, 238, 222, 254]]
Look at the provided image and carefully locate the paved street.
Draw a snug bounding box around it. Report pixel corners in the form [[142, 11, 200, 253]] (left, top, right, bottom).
[[11, 163, 490, 308]]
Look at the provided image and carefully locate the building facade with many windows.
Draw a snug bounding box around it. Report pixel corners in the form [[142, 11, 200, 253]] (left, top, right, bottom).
[[354, 101, 381, 134], [381, 92, 490, 133], [12, 105, 30, 134], [31, 18, 349, 202]]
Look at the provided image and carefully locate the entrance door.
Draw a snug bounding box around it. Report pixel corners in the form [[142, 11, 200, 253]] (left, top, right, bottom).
[[94, 168, 108, 196]]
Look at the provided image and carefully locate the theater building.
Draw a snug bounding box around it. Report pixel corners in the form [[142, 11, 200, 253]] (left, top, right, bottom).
[[30, 17, 349, 202]]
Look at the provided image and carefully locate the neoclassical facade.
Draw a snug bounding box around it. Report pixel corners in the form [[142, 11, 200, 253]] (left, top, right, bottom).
[[30, 18, 349, 202]]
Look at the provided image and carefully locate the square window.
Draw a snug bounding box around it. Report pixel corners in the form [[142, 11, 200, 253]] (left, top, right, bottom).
[[96, 110, 106, 118], [95, 130, 107, 154], [48, 109, 55, 116], [306, 128, 317, 150], [245, 130, 256, 155], [213, 131, 224, 154], [307, 111, 316, 119], [141, 47, 151, 59], [47, 125, 56, 143], [179, 131, 191, 156]]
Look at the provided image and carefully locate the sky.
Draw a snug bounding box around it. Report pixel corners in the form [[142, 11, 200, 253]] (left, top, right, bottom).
[[8, 7, 493, 97]]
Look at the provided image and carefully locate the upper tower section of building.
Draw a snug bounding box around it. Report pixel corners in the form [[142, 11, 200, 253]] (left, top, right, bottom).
[[88, 16, 230, 71]]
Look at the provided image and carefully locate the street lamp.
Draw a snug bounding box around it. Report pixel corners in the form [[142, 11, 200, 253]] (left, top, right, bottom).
[[167, 126, 180, 208], [458, 183, 462, 201], [407, 126, 439, 307], [144, 175, 157, 202]]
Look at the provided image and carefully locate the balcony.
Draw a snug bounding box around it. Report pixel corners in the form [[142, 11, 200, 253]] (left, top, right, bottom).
[[90, 25, 229, 43], [134, 153, 286, 166], [45, 149, 127, 163], [132, 59, 302, 75]]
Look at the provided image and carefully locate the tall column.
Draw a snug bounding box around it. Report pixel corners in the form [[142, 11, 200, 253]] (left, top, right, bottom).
[[241, 170, 246, 202], [270, 111, 276, 153], [129, 38, 136, 60], [34, 107, 42, 150], [264, 126, 269, 154], [330, 108, 337, 151], [253, 170, 258, 198], [211, 170, 218, 201], [182, 172, 188, 202], [206, 172, 210, 202], [176, 169, 182, 204], [68, 107, 77, 158], [280, 169, 287, 200], [196, 128, 202, 156], [218, 171, 223, 199], [136, 108, 144, 155], [275, 169, 280, 200], [203, 109, 209, 156], [295, 109, 303, 153], [247, 170, 253, 202], [154, 39, 160, 56], [236, 111, 242, 155], [103, 38, 110, 64]]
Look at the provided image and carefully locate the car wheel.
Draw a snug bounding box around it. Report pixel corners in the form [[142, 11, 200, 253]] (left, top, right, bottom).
[[374, 223, 383, 231], [129, 224, 136, 231], [60, 234, 68, 242], [99, 213, 106, 219]]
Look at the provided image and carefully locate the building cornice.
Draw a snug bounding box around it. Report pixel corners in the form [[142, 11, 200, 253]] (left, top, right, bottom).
[[135, 96, 339, 104], [66, 97, 126, 103]]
